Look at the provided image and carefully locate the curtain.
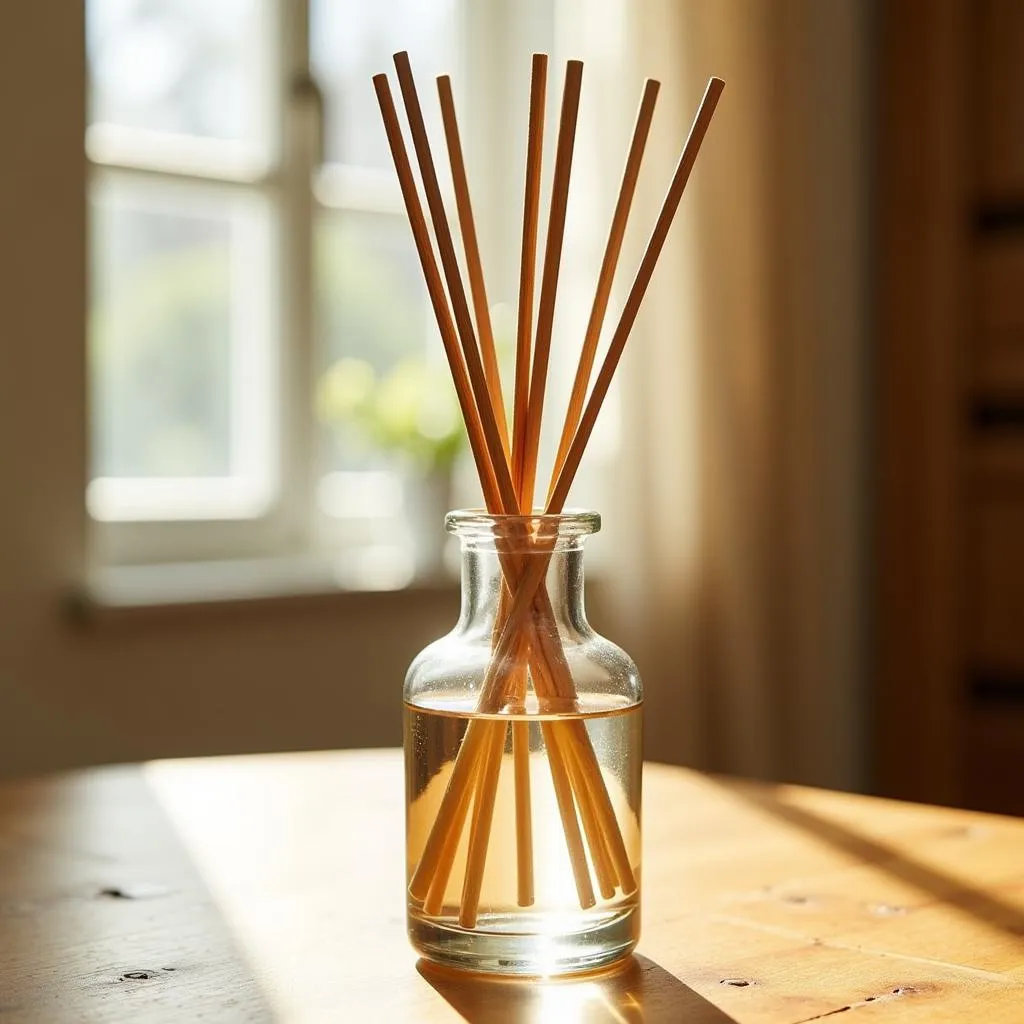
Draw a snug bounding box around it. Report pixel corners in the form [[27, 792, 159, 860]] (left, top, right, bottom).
[[569, 0, 870, 789]]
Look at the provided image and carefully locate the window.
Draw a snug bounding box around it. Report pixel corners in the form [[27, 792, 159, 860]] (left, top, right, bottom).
[[87, 1, 614, 582]]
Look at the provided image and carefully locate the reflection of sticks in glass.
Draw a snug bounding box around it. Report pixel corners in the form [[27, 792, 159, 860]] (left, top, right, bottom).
[[374, 52, 724, 929]]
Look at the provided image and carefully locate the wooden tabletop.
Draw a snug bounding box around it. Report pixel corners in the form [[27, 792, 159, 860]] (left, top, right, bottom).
[[1, 751, 1023, 1023]]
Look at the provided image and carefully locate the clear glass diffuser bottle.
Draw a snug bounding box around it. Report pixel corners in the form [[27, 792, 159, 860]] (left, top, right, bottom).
[[404, 510, 643, 976]]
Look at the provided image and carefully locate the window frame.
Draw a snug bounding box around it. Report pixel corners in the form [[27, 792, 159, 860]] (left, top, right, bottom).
[[87, 0, 307, 565]]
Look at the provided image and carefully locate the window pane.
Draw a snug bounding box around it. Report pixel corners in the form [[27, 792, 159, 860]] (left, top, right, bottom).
[[87, 0, 266, 143], [315, 209, 436, 474], [311, 0, 460, 169], [90, 183, 275, 517]]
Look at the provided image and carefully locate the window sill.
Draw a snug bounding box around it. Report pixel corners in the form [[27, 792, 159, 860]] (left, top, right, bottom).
[[71, 554, 459, 625]]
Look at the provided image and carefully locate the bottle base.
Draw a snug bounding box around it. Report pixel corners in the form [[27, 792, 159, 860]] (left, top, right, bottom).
[[408, 904, 639, 977]]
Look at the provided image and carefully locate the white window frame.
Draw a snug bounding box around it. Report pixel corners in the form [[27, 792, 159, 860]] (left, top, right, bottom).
[[88, 0, 302, 565]]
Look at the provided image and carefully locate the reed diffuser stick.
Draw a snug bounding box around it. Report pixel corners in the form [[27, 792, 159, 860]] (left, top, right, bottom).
[[458, 722, 507, 926], [519, 59, 583, 510], [511, 54, 547, 500], [436, 75, 509, 457], [508, 52, 548, 909], [548, 78, 661, 502]]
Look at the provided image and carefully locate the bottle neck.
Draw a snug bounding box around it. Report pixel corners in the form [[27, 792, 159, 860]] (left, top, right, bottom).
[[457, 542, 589, 638]]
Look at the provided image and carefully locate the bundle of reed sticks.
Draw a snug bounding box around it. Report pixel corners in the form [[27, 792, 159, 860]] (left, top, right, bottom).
[[375, 51, 723, 927]]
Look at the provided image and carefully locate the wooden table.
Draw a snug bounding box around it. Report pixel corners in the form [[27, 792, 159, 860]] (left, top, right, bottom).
[[1, 750, 1023, 1022]]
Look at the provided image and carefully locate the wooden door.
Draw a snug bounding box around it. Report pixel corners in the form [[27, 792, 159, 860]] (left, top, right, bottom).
[[877, 0, 1024, 814]]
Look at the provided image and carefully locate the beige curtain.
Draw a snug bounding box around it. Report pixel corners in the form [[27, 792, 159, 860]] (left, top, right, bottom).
[[569, 0, 870, 789]]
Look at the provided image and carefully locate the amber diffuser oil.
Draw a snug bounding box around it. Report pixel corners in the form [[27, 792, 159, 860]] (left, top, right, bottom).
[[404, 694, 641, 975]]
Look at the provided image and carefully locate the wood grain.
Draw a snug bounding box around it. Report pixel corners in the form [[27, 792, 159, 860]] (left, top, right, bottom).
[[1, 750, 1023, 1022]]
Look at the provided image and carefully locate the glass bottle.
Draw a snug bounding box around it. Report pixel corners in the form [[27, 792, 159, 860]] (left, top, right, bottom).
[[404, 510, 643, 976]]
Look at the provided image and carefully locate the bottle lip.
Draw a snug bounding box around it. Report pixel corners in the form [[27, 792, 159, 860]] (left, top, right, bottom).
[[445, 508, 601, 542]]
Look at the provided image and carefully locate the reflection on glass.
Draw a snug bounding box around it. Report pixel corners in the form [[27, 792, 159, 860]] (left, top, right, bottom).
[[87, 0, 264, 142], [311, 0, 460, 169]]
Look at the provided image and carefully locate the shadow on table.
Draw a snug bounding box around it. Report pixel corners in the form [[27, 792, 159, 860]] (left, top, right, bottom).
[[418, 953, 737, 1023], [727, 781, 1024, 939]]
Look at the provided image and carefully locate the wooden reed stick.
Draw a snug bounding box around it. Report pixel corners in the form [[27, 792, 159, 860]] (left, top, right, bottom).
[[508, 52, 548, 909], [566, 718, 636, 891], [394, 57, 562, 662], [416, 721, 489, 906], [437, 74, 510, 457], [547, 78, 661, 504], [484, 585, 534, 906], [467, 568, 623, 897], [511, 54, 547, 500], [488, 585, 534, 907], [421, 756, 477, 915], [519, 59, 583, 510], [512, 717, 534, 906], [459, 722, 507, 927], [564, 736, 618, 899], [485, 619, 632, 896], [541, 721, 596, 909]]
